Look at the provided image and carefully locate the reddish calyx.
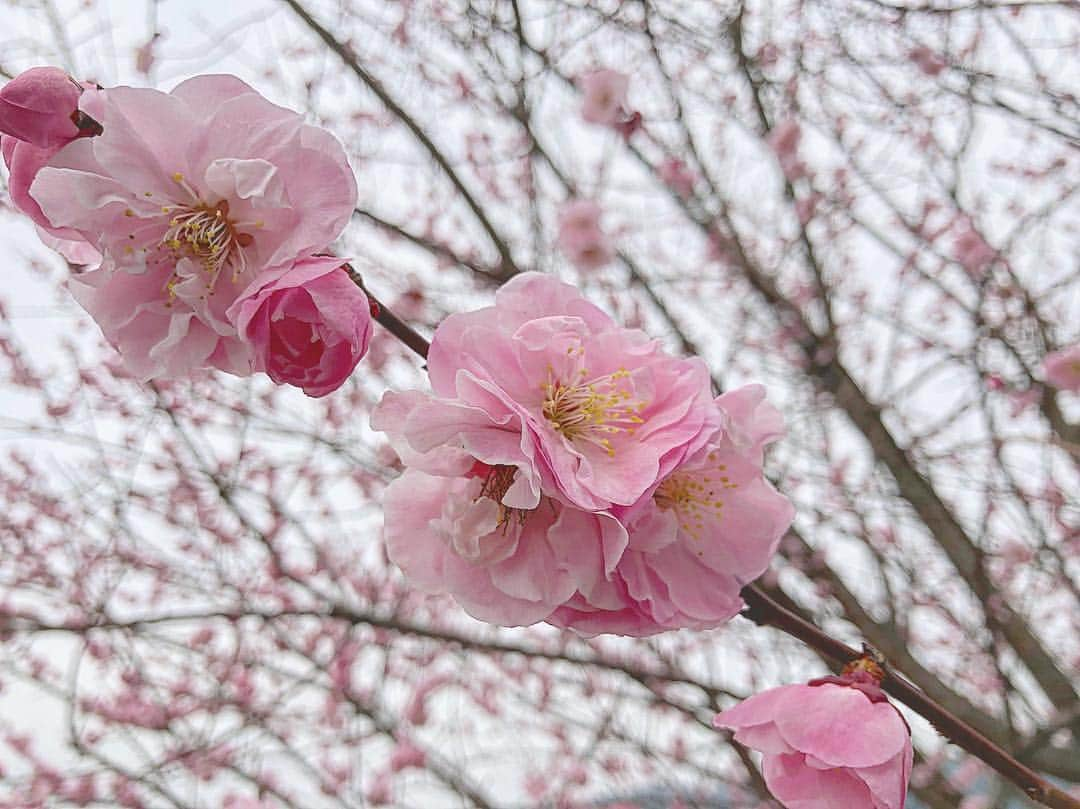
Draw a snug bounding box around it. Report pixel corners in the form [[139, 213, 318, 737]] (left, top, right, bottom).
[[808, 656, 888, 703]]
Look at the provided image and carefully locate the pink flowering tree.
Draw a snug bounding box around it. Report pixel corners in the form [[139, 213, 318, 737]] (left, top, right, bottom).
[[1, 1, 1078, 808]]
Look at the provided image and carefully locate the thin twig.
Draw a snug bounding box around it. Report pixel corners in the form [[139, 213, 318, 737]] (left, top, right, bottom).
[[281, 0, 520, 282]]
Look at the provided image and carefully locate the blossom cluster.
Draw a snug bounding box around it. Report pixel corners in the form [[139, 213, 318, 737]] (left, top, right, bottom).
[[1, 68, 371, 396], [3, 67, 921, 809], [372, 272, 795, 635]]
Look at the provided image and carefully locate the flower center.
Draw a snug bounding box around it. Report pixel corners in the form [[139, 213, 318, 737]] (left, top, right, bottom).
[[653, 451, 738, 541], [157, 173, 259, 296], [161, 198, 250, 281], [472, 462, 530, 529], [542, 367, 646, 457]]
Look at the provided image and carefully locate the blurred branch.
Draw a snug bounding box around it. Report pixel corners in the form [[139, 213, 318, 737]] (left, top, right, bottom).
[[281, 0, 521, 282]]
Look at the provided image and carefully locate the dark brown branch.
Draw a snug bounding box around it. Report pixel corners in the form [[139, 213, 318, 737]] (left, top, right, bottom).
[[741, 584, 1080, 809], [281, 0, 520, 282], [344, 266, 430, 361]]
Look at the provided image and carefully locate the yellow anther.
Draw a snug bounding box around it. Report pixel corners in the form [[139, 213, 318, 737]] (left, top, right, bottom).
[[158, 199, 250, 283], [542, 359, 649, 457]]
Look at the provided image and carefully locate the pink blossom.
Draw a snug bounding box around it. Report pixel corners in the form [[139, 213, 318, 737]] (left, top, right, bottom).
[[768, 119, 806, 182], [1043, 344, 1080, 392], [366, 771, 392, 806], [371, 277, 790, 633], [714, 674, 912, 809], [557, 199, 614, 270], [223, 796, 274, 809], [549, 385, 793, 636], [31, 74, 357, 380], [135, 36, 159, 75], [0, 67, 88, 148], [381, 466, 627, 626], [389, 738, 427, 772], [909, 46, 946, 77], [373, 272, 716, 512], [403, 674, 454, 725], [947, 757, 986, 792], [1008, 386, 1041, 417], [952, 221, 995, 277], [658, 158, 695, 198], [3, 134, 55, 227], [580, 70, 630, 127], [228, 256, 373, 397]]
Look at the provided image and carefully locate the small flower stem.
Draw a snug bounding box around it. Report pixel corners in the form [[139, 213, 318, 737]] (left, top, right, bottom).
[[742, 584, 1080, 809], [359, 288, 1078, 809], [344, 267, 429, 360]]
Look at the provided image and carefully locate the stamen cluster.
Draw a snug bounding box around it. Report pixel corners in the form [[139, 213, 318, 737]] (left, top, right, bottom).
[[159, 193, 251, 286], [542, 366, 645, 456]]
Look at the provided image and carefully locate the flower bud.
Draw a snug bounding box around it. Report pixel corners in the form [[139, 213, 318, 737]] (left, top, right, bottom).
[[229, 257, 373, 397], [714, 668, 912, 809], [0, 67, 84, 148]]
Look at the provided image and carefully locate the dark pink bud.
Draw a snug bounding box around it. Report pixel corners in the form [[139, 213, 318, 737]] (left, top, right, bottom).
[[0, 67, 84, 148], [228, 257, 374, 398]]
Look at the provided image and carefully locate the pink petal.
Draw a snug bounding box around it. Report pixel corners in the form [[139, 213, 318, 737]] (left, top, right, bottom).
[[731, 723, 797, 756], [713, 685, 805, 731], [203, 157, 286, 206], [853, 750, 912, 809], [0, 66, 82, 147], [773, 684, 909, 768], [370, 390, 476, 477], [1044, 345, 1080, 392], [382, 470, 458, 593], [762, 753, 875, 809], [168, 74, 257, 114], [89, 86, 196, 197]]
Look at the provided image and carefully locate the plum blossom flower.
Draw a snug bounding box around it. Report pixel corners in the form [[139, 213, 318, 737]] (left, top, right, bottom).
[[373, 272, 716, 513], [909, 46, 946, 77], [549, 385, 794, 636], [389, 739, 427, 772], [953, 220, 996, 277], [223, 796, 275, 809], [658, 157, 696, 198], [580, 70, 630, 127], [768, 119, 806, 182], [557, 199, 614, 270], [30, 74, 357, 380], [373, 275, 791, 633], [228, 256, 373, 397], [0, 67, 94, 148], [1043, 344, 1080, 392], [714, 668, 913, 809], [381, 466, 627, 626]]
